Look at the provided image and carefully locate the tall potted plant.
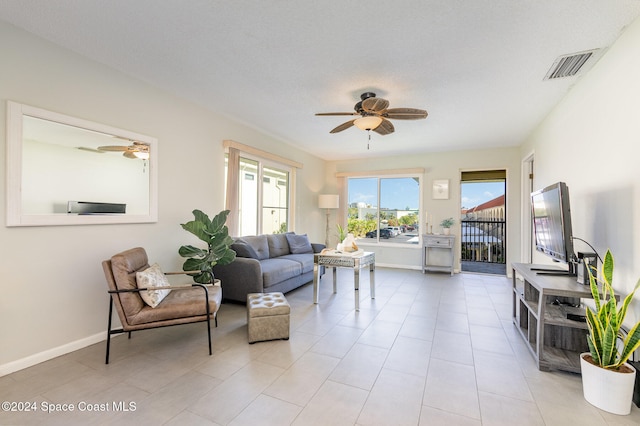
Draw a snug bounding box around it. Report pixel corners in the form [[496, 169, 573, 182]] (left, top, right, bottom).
[[179, 209, 236, 284], [581, 249, 640, 415]]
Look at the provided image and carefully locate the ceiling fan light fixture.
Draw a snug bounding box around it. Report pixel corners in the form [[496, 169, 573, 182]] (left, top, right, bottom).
[[133, 151, 150, 160], [354, 116, 383, 131]]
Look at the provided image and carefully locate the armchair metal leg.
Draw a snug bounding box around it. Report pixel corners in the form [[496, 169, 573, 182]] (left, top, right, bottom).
[[206, 292, 212, 355], [193, 283, 213, 356], [106, 298, 128, 364], [106, 298, 114, 364]]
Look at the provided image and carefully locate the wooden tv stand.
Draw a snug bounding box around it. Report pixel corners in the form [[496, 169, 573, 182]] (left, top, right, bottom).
[[511, 263, 605, 373]]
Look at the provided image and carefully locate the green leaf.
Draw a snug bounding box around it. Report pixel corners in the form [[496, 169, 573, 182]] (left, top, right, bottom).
[[192, 209, 211, 227], [192, 273, 211, 284], [585, 307, 603, 364], [587, 264, 601, 312], [619, 321, 640, 366], [218, 248, 236, 265], [209, 210, 230, 233], [602, 250, 614, 287], [183, 257, 206, 272], [178, 245, 207, 258], [601, 317, 617, 366], [181, 220, 208, 243]]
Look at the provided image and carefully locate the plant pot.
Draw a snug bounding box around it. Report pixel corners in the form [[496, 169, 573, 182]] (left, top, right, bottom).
[[580, 352, 637, 415], [443, 227, 451, 235]]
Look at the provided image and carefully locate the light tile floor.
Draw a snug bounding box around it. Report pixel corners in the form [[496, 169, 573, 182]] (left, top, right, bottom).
[[2, 268, 640, 425]]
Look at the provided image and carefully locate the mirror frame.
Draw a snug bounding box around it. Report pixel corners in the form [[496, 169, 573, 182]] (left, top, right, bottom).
[[6, 101, 158, 226]]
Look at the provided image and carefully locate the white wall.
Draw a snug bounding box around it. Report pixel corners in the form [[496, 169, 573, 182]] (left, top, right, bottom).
[[325, 147, 522, 272], [0, 22, 326, 373], [521, 17, 640, 322]]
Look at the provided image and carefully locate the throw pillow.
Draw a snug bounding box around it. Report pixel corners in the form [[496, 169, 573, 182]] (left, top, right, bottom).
[[231, 238, 259, 259], [285, 233, 313, 254], [242, 235, 270, 260], [136, 263, 171, 308], [268, 233, 290, 257]]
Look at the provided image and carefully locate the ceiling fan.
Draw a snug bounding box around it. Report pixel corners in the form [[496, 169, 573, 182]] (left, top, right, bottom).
[[315, 92, 428, 135], [97, 140, 150, 159]]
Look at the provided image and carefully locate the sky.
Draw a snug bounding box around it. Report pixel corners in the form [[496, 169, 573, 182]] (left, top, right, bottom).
[[461, 181, 505, 209], [348, 178, 505, 210]]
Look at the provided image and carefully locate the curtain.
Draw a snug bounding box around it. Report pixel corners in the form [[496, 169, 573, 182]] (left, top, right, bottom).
[[225, 147, 240, 236]]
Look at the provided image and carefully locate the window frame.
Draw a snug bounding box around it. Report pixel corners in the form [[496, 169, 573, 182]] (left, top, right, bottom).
[[345, 171, 423, 247], [224, 141, 299, 236], [237, 153, 294, 235]]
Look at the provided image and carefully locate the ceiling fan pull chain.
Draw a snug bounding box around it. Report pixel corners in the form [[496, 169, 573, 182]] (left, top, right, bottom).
[[367, 130, 371, 150]]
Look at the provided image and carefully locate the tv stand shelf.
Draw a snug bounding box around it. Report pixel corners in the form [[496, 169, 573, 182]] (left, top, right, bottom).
[[511, 263, 605, 373]]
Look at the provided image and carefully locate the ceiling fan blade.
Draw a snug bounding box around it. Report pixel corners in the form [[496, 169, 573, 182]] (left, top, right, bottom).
[[330, 120, 355, 134], [123, 151, 137, 159], [373, 118, 394, 135], [362, 97, 389, 113], [383, 108, 428, 120], [316, 112, 359, 116], [98, 145, 129, 151]]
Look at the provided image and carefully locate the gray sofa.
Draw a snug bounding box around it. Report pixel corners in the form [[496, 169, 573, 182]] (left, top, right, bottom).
[[213, 233, 325, 303]]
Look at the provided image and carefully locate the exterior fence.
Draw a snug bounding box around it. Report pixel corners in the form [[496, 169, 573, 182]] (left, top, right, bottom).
[[460, 219, 506, 264]]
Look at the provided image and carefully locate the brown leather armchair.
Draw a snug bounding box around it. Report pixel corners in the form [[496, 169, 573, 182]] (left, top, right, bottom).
[[102, 247, 222, 364]]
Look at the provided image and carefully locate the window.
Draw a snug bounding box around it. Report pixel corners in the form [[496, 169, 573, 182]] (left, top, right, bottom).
[[261, 165, 289, 234], [226, 153, 292, 236], [347, 174, 421, 244]]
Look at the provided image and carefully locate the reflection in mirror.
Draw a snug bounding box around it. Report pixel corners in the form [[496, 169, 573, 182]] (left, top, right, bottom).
[[6, 101, 158, 226]]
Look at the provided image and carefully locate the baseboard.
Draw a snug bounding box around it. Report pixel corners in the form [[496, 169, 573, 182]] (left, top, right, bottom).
[[0, 331, 106, 377], [374, 263, 423, 271], [376, 263, 463, 274]]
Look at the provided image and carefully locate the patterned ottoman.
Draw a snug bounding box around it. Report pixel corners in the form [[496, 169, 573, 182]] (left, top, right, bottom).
[[247, 292, 290, 343]]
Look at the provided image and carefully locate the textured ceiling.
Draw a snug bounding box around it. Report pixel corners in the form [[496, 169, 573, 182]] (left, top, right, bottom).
[[2, 1, 640, 160]]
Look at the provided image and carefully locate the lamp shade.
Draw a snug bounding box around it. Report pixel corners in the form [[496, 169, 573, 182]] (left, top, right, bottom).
[[318, 194, 339, 209], [354, 116, 383, 131]]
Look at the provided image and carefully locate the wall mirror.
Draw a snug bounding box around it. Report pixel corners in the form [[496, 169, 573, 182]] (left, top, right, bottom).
[[6, 101, 158, 226]]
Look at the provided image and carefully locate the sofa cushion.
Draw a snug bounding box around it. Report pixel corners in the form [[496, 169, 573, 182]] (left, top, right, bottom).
[[285, 233, 313, 254], [268, 233, 290, 258], [242, 235, 270, 260], [260, 258, 302, 287], [129, 285, 222, 326], [279, 253, 315, 274], [231, 238, 259, 259], [136, 263, 172, 308]]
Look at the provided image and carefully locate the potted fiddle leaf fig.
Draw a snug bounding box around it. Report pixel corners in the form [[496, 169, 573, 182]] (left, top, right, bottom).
[[581, 249, 640, 415], [179, 209, 236, 284]]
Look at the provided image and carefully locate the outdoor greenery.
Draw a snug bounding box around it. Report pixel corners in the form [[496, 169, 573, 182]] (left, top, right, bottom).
[[345, 205, 418, 238], [585, 250, 640, 369]]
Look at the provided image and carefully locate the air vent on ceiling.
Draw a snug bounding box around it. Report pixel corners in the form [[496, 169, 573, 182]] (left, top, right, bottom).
[[544, 49, 599, 80]]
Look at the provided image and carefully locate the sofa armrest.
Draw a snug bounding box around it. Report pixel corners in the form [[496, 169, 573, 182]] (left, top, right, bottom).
[[213, 257, 264, 303], [312, 243, 326, 253]]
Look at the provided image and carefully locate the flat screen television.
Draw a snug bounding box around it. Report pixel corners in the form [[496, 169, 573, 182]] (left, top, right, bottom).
[[531, 182, 576, 274]]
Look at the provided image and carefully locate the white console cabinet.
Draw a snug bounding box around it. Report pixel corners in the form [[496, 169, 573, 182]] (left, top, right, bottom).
[[422, 234, 455, 276]]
